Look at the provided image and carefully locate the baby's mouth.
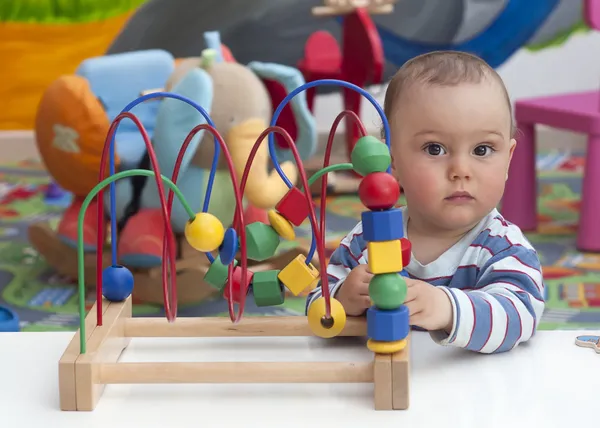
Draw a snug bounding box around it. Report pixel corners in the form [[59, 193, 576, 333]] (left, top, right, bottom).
[[445, 191, 474, 201]]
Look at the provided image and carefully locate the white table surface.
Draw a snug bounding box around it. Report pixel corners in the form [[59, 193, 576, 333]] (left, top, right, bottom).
[[0, 329, 598, 428]]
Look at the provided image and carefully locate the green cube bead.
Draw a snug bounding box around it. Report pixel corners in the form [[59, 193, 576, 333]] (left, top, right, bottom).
[[245, 222, 280, 261], [204, 256, 238, 291], [252, 270, 284, 307], [369, 273, 407, 310], [351, 135, 391, 176]]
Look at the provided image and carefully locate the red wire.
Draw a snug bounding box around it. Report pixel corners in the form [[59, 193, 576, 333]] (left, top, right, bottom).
[[320, 111, 367, 316], [233, 126, 326, 319], [95, 112, 177, 324], [168, 124, 246, 324]]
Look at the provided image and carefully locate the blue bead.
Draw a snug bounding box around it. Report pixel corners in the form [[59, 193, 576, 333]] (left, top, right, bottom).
[[399, 270, 409, 278], [102, 265, 134, 302], [219, 228, 238, 265], [367, 305, 409, 342], [361, 209, 404, 242]]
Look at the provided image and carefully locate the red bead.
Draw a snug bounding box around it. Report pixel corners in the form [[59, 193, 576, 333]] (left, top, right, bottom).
[[275, 187, 313, 226], [400, 238, 411, 267], [223, 266, 254, 303], [358, 172, 400, 210]]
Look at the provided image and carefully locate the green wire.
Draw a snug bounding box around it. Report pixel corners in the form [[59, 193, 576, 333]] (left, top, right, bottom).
[[78, 169, 195, 354], [306, 163, 354, 187]]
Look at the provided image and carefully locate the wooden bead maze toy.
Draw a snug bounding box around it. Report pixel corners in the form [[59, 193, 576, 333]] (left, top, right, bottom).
[[58, 78, 412, 412]]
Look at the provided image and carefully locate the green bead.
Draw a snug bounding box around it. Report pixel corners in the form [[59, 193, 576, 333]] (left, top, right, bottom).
[[369, 273, 407, 310], [252, 270, 285, 306], [204, 256, 238, 291], [245, 222, 280, 261], [351, 136, 391, 176]]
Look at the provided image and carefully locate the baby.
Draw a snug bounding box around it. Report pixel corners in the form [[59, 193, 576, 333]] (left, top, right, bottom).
[[306, 51, 545, 354]]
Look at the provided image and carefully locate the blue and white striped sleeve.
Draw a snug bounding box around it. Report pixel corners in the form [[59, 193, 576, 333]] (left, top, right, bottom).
[[305, 222, 367, 314], [432, 244, 545, 353]]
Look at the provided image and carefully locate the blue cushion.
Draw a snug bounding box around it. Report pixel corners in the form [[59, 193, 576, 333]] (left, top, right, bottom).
[[76, 49, 174, 168]]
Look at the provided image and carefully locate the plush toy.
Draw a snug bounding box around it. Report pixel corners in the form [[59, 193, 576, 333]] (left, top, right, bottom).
[[32, 32, 317, 270]]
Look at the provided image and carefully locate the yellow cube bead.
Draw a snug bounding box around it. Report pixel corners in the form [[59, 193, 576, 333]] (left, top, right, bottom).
[[367, 240, 403, 274], [278, 254, 320, 296]]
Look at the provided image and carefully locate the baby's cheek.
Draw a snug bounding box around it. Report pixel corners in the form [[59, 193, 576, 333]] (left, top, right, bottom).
[[401, 168, 441, 204]]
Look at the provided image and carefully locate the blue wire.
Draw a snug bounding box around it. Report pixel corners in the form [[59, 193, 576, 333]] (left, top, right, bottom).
[[109, 91, 220, 265], [268, 79, 391, 264]]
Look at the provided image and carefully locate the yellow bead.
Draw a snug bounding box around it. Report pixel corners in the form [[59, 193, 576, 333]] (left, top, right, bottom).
[[278, 254, 319, 296], [307, 297, 347, 338], [366, 338, 407, 354], [267, 210, 295, 240], [367, 240, 403, 274], [184, 212, 225, 252]]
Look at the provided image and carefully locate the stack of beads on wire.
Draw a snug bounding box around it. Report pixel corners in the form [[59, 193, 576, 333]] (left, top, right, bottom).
[[351, 136, 412, 354]]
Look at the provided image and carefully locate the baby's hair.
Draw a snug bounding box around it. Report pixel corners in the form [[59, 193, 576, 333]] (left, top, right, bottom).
[[381, 50, 515, 138]]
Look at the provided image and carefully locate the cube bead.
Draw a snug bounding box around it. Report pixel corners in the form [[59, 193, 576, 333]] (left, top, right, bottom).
[[252, 270, 285, 307], [245, 222, 280, 261], [361, 209, 404, 242], [367, 240, 403, 274], [401, 237, 412, 267], [350, 135, 391, 176], [275, 187, 312, 226], [278, 254, 320, 296], [366, 305, 409, 342], [358, 172, 400, 210], [223, 266, 253, 303], [368, 273, 407, 310], [204, 256, 238, 290]]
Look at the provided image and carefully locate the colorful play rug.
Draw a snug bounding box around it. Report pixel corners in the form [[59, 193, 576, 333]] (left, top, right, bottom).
[[0, 151, 598, 332]]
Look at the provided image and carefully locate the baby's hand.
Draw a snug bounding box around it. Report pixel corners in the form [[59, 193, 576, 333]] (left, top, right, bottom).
[[403, 278, 454, 333], [335, 264, 373, 316]]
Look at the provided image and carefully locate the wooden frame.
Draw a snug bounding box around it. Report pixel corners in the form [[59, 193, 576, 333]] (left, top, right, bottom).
[[59, 296, 410, 411]]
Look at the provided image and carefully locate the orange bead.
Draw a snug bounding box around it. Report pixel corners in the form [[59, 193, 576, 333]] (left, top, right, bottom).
[[358, 172, 399, 210]]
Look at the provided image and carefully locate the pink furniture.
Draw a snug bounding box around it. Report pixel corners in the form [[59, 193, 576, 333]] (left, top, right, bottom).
[[502, 0, 600, 252], [503, 92, 600, 251]]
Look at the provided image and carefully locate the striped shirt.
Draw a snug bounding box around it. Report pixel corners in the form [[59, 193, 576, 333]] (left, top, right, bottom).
[[305, 206, 545, 354]]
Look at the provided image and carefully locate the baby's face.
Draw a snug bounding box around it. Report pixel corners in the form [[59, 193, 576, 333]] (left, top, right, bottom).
[[390, 79, 516, 233]]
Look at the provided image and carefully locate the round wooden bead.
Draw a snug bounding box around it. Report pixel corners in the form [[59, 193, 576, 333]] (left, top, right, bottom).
[[267, 210, 295, 240], [185, 212, 225, 252], [307, 297, 347, 338], [358, 172, 400, 210], [245, 222, 280, 261], [252, 270, 285, 307], [102, 265, 134, 302], [367, 338, 407, 354], [219, 228, 238, 265], [350, 135, 391, 176], [368, 273, 407, 309]]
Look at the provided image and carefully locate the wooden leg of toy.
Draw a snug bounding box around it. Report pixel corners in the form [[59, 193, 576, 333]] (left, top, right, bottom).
[[373, 353, 393, 410], [72, 297, 132, 411], [392, 331, 410, 410], [58, 299, 111, 411]]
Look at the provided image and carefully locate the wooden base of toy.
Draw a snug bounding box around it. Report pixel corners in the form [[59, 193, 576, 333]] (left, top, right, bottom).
[[59, 295, 410, 411], [28, 222, 315, 304]]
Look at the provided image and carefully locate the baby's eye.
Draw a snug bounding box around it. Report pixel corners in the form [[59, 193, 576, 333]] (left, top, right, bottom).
[[473, 144, 495, 157], [424, 143, 446, 156]]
